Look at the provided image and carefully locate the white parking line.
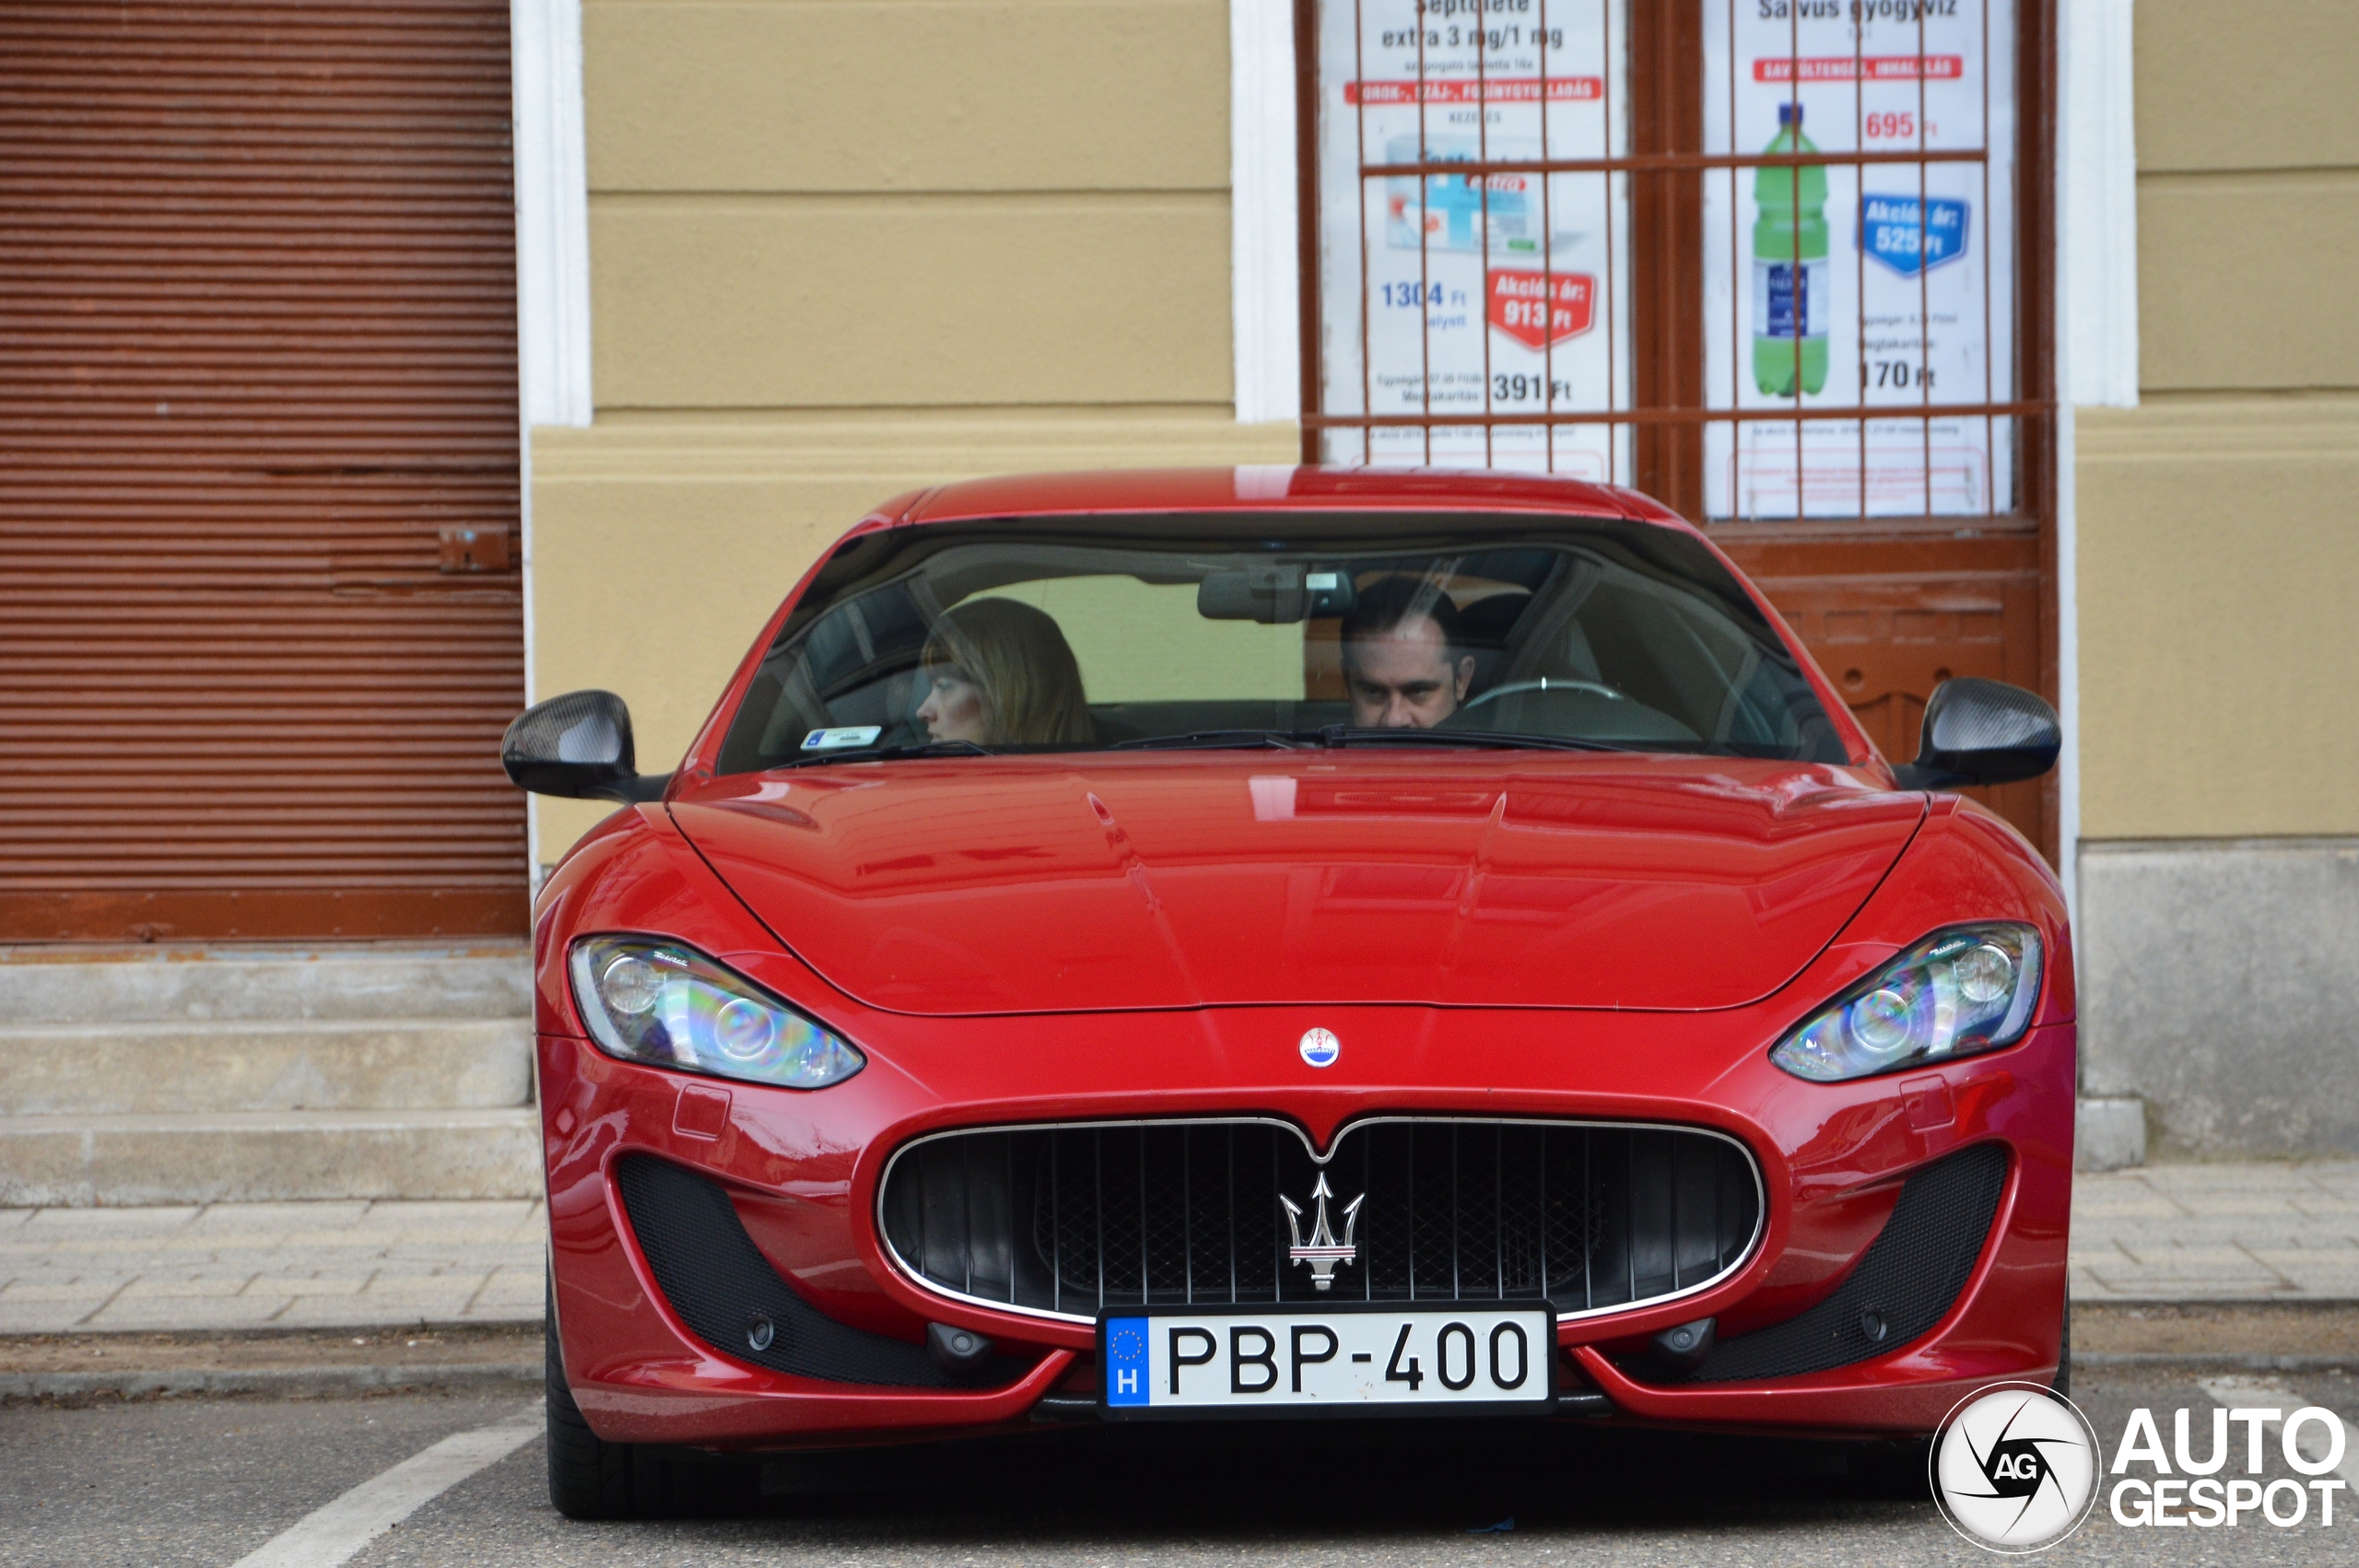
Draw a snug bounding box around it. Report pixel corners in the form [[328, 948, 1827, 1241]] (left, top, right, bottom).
[[2199, 1377, 2357, 1489], [229, 1402, 541, 1568]]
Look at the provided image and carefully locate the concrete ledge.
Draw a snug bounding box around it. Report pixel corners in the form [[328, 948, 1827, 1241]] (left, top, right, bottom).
[[0, 947, 530, 1025], [0, 1323, 545, 1403], [2080, 838, 2359, 1157], [0, 1019, 532, 1116], [2076, 1097, 2148, 1171], [2071, 1352, 2359, 1374], [2073, 1300, 2359, 1357], [0, 1361, 540, 1406], [0, 1110, 543, 1206]]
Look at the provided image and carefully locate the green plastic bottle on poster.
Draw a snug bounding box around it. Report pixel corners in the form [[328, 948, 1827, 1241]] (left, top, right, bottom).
[[1753, 102, 1828, 397]]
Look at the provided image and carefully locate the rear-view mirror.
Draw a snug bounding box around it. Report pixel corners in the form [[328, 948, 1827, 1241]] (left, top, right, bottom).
[[1196, 567, 1356, 624]]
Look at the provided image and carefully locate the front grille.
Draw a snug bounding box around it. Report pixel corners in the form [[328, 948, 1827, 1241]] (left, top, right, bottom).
[[877, 1118, 1761, 1323]]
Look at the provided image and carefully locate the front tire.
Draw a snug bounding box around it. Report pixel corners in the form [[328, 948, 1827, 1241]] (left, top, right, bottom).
[[545, 1271, 758, 1519], [1848, 1437, 1933, 1499], [546, 1281, 635, 1519], [2052, 1294, 2071, 1399]]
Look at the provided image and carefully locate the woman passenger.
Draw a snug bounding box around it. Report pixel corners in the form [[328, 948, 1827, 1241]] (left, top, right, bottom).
[[914, 598, 1091, 746]]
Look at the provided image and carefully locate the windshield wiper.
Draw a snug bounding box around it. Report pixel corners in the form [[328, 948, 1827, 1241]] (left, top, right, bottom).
[[783, 737, 994, 766], [1110, 729, 1320, 752], [1316, 725, 1631, 754], [795, 728, 1634, 765], [1112, 726, 1630, 755]]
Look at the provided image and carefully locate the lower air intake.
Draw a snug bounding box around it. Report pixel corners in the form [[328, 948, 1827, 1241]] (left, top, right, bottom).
[[616, 1153, 1015, 1389], [1674, 1141, 2011, 1383]]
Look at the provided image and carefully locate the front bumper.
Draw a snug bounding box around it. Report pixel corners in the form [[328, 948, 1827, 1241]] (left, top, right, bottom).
[[542, 998, 2073, 1448]]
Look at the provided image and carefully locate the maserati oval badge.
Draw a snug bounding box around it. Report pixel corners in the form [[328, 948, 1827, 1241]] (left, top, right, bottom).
[[1298, 1027, 1340, 1068]]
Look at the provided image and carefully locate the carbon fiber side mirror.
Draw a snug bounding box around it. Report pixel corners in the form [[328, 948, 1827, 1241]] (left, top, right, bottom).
[[1894, 677, 2060, 790], [501, 689, 668, 802]]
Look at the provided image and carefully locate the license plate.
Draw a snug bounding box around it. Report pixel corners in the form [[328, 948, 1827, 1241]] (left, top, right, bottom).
[[1097, 1303, 1555, 1417]]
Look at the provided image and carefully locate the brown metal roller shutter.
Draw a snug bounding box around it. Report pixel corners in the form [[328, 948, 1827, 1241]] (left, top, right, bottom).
[[0, 1, 527, 942]]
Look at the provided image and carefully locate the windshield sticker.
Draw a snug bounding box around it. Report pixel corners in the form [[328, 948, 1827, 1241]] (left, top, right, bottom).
[[801, 726, 883, 751]]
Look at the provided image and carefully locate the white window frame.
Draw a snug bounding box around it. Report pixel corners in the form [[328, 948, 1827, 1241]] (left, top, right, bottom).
[[1230, 0, 1301, 427], [2054, 0, 2139, 922], [511, 0, 593, 429], [509, 0, 593, 878]]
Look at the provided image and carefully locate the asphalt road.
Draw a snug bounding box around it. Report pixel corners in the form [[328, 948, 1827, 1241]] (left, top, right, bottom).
[[2, 1366, 2352, 1566]]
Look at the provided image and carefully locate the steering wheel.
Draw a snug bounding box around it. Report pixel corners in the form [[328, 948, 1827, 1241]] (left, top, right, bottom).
[[1456, 676, 1625, 715]]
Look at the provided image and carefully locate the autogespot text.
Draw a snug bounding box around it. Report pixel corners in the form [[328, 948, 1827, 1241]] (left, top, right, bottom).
[[2108, 1404, 2348, 1529]]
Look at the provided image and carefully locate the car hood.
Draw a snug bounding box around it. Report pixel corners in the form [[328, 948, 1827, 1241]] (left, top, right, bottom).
[[669, 755, 1923, 1016]]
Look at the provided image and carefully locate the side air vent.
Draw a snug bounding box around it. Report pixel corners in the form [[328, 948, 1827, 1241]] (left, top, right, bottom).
[[1670, 1141, 2010, 1384], [616, 1153, 1018, 1389]]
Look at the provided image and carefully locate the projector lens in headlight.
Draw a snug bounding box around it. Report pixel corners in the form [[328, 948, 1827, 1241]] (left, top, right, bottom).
[[568, 935, 864, 1091], [600, 953, 663, 1014], [1770, 925, 2043, 1083]]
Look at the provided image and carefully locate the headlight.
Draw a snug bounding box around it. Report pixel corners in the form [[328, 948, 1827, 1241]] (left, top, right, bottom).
[[568, 935, 865, 1090], [1770, 924, 2043, 1083]]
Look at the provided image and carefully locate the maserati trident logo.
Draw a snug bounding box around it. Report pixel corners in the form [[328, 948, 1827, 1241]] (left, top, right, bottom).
[[1281, 1172, 1364, 1289]]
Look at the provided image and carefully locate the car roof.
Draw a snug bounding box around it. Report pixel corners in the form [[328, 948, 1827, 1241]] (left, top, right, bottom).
[[894, 466, 1694, 532]]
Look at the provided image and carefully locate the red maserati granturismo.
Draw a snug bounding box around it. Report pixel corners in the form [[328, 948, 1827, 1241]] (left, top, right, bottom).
[[506, 467, 2071, 1518]]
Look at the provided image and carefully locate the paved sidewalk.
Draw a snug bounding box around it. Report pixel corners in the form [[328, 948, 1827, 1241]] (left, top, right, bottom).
[[2, 1164, 2355, 1335], [2071, 1161, 2359, 1303], [0, 1199, 545, 1334]]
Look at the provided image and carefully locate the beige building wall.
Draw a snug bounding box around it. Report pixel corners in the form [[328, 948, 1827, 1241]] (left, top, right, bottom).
[[2074, 2, 2359, 1158], [2075, 0, 2359, 839], [531, 1, 1295, 857]]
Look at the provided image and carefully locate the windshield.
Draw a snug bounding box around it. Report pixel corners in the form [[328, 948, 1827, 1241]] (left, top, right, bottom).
[[714, 513, 1846, 772]]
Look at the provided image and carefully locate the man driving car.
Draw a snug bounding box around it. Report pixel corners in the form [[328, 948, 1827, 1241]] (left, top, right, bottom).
[[1340, 576, 1477, 730]]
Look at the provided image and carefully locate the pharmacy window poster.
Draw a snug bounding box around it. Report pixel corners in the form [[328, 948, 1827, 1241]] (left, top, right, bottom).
[[1702, 0, 2016, 519], [1313, 0, 1633, 477]]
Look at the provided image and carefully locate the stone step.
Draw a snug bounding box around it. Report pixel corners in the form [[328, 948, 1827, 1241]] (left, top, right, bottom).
[[0, 1108, 541, 1206], [0, 1019, 533, 1115], [0, 946, 532, 1026]]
